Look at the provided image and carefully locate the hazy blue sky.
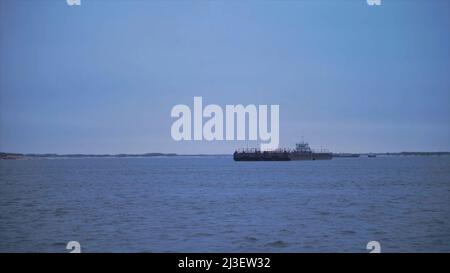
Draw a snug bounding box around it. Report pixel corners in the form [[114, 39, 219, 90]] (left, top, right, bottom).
[[1, 0, 449, 154]]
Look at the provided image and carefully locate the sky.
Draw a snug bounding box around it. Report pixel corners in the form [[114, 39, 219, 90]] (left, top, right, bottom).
[[0, 0, 449, 154]]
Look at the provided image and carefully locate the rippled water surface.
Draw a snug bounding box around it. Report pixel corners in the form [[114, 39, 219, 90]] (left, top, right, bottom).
[[1, 156, 450, 252]]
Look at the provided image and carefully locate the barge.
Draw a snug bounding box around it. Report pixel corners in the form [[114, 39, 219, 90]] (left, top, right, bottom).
[[233, 142, 332, 161]]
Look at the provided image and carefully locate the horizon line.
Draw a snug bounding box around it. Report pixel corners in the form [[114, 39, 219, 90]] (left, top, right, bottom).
[[2, 151, 450, 158]]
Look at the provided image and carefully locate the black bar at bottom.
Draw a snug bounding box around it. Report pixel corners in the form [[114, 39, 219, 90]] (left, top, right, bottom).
[[0, 253, 446, 272]]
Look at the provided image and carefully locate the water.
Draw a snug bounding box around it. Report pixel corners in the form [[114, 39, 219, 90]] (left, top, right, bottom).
[[1, 156, 450, 252]]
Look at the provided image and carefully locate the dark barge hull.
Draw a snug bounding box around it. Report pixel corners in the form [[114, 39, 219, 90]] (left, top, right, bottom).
[[233, 151, 332, 161], [233, 151, 290, 161]]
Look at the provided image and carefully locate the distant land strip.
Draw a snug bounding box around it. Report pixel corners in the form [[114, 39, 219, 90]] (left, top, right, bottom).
[[1, 152, 450, 160]]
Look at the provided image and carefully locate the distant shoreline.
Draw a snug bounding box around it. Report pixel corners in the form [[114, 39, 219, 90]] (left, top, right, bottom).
[[0, 152, 229, 160], [1, 151, 450, 160]]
